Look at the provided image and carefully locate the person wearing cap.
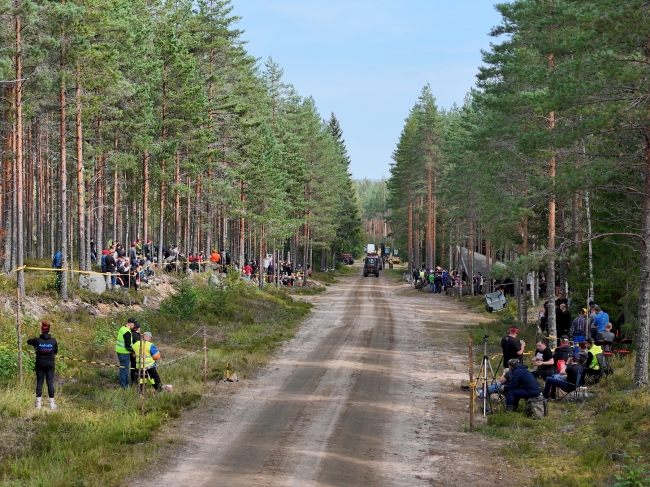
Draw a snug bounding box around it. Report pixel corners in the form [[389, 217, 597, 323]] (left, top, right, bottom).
[[503, 358, 541, 412], [557, 303, 572, 340], [27, 322, 58, 409], [132, 331, 162, 392], [130, 323, 142, 385], [501, 326, 525, 366], [115, 318, 137, 389], [542, 352, 586, 400], [570, 308, 588, 344]]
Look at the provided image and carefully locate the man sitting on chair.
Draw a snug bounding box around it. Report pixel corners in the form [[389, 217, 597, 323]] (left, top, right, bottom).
[[543, 352, 586, 400], [503, 359, 541, 412]]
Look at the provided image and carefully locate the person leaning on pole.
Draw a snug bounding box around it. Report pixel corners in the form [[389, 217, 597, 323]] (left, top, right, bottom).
[[132, 331, 163, 392], [115, 317, 136, 389], [27, 321, 58, 409]]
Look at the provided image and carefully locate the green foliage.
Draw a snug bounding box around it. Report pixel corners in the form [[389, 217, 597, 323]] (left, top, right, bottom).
[[159, 275, 200, 319]]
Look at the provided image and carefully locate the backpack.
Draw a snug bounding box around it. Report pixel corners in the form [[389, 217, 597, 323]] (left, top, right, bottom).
[[525, 395, 548, 419]]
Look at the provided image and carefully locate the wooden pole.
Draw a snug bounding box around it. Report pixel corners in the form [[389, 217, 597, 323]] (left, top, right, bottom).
[[16, 288, 23, 383], [139, 335, 145, 415], [469, 331, 474, 432], [203, 326, 207, 386]]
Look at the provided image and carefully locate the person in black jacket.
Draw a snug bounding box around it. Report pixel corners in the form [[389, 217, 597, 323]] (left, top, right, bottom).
[[27, 321, 58, 409], [130, 323, 142, 385], [503, 359, 541, 412]]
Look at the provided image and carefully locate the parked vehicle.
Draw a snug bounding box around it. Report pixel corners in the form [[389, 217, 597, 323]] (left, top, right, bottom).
[[364, 253, 380, 277]]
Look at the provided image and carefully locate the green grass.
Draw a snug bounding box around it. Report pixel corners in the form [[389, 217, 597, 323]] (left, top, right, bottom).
[[462, 298, 650, 487], [311, 264, 358, 284], [0, 272, 311, 487]]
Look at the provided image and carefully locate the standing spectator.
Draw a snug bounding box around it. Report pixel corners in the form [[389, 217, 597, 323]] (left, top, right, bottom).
[[115, 318, 136, 389], [52, 250, 63, 292], [592, 305, 610, 340], [570, 308, 588, 344], [132, 332, 162, 392], [90, 238, 97, 263], [503, 359, 541, 412], [557, 303, 572, 339], [27, 321, 58, 409], [434, 272, 443, 294], [428, 270, 435, 293], [130, 241, 139, 267], [501, 326, 526, 366], [144, 239, 152, 262], [104, 250, 117, 289]]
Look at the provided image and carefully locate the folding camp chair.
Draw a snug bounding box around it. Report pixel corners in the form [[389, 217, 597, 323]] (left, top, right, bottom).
[[556, 370, 587, 403], [612, 337, 632, 358]]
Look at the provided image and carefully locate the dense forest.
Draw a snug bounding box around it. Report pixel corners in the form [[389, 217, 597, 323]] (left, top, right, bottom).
[[387, 0, 650, 387], [0, 0, 364, 299]]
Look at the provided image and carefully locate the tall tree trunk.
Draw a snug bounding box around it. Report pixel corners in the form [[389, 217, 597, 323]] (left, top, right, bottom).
[[634, 138, 650, 388], [15, 10, 24, 296], [547, 109, 557, 343], [239, 179, 245, 266], [75, 72, 86, 270], [408, 200, 413, 270], [59, 8, 68, 299], [37, 121, 44, 259], [174, 151, 180, 246], [143, 150, 149, 245], [426, 167, 433, 267]]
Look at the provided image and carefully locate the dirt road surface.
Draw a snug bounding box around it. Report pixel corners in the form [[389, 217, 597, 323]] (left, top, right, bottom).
[[145, 269, 521, 487]]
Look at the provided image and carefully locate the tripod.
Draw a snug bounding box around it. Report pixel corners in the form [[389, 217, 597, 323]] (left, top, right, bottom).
[[475, 334, 502, 416]]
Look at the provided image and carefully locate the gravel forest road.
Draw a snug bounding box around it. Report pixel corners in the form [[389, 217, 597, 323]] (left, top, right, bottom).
[[149, 268, 520, 487]]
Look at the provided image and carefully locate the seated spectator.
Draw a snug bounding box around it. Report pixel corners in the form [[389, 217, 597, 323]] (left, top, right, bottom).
[[487, 367, 511, 397], [503, 359, 541, 412], [543, 352, 586, 400], [596, 323, 615, 344], [553, 336, 573, 369], [531, 338, 555, 380], [583, 338, 603, 381]]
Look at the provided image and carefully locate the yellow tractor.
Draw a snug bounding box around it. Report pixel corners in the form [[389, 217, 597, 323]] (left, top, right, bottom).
[[387, 249, 401, 268]]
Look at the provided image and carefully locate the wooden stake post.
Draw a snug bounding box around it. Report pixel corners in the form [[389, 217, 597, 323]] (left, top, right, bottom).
[[203, 326, 207, 386], [16, 288, 23, 383], [139, 335, 146, 414], [469, 331, 474, 432]]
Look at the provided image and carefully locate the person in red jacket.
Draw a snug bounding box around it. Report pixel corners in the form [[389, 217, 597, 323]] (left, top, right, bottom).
[[27, 321, 58, 409]]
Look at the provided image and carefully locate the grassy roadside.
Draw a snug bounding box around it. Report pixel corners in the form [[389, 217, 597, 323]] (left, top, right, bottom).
[[456, 295, 650, 487], [0, 272, 311, 487], [310, 264, 358, 285]]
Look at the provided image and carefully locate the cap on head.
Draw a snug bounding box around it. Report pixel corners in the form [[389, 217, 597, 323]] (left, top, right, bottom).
[[581, 308, 587, 314], [561, 335, 569, 342], [507, 358, 519, 368], [509, 327, 519, 334], [586, 338, 594, 344], [131, 241, 137, 247], [572, 352, 581, 361], [41, 321, 51, 333], [144, 331, 152, 339], [127, 317, 139, 328]]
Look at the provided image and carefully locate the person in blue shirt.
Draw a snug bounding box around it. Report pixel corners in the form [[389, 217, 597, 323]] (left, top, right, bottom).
[[52, 251, 63, 292], [592, 305, 610, 339]]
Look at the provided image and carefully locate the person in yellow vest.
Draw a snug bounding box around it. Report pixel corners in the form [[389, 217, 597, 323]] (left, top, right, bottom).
[[132, 331, 162, 392], [115, 318, 136, 389]]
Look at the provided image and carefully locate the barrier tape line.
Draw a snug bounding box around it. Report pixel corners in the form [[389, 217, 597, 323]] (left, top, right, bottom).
[[1, 345, 209, 370], [158, 348, 206, 367], [158, 327, 206, 351]]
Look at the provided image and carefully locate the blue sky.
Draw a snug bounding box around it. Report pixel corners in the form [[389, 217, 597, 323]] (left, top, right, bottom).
[[231, 1, 504, 180]]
